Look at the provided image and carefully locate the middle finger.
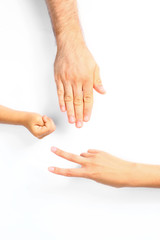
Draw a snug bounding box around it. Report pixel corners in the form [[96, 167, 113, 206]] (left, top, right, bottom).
[[73, 84, 83, 128]]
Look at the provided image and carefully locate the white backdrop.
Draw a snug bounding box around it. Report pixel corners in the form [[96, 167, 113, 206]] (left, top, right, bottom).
[[0, 0, 160, 239]]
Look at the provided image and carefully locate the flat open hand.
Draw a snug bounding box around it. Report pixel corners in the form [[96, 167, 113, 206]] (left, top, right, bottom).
[[48, 147, 135, 188], [54, 39, 106, 128]]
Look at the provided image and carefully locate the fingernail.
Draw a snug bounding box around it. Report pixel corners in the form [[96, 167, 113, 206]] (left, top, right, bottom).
[[69, 116, 75, 123], [76, 121, 82, 128], [99, 85, 106, 92], [51, 147, 57, 153], [61, 106, 66, 112], [48, 167, 55, 172], [84, 116, 89, 122]]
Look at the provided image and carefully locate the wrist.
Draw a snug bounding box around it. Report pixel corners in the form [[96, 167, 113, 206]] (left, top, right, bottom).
[[124, 162, 141, 187], [116, 162, 138, 188], [56, 28, 85, 51], [17, 111, 30, 127]]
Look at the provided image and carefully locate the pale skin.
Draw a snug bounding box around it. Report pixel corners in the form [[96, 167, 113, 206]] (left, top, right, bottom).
[[45, 0, 106, 128], [45, 1, 160, 188], [48, 147, 160, 188], [0, 105, 56, 139]]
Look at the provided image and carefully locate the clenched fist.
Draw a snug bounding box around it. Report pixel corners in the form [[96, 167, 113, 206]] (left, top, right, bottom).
[[24, 113, 56, 139]]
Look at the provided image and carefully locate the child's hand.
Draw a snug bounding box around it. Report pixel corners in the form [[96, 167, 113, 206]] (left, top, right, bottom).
[[24, 113, 56, 139], [48, 147, 135, 188]]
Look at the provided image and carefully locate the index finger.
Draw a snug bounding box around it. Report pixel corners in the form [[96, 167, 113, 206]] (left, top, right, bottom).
[[51, 147, 85, 165]]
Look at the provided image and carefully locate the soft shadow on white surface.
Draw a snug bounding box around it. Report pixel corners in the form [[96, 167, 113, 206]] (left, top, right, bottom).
[[1, 1, 160, 240]]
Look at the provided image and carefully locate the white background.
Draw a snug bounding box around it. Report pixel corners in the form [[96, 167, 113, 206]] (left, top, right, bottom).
[[0, 0, 160, 239]]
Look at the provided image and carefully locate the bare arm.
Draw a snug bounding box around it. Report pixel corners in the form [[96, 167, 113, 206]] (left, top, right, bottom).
[[46, 0, 105, 128], [0, 105, 27, 126], [46, 0, 83, 43], [0, 105, 56, 139], [48, 147, 160, 188]]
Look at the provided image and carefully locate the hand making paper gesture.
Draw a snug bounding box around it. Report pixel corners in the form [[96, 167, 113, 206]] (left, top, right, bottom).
[[46, 0, 106, 128]]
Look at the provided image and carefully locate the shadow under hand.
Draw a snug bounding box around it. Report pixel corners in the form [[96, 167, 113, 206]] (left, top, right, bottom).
[[0, 124, 37, 148]]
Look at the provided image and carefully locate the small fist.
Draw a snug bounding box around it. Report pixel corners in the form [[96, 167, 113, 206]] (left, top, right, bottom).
[[24, 113, 56, 139]]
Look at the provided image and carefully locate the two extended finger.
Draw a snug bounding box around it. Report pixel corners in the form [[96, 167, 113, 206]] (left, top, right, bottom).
[[48, 147, 86, 177]]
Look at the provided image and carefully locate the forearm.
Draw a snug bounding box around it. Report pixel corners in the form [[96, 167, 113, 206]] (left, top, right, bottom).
[[129, 162, 160, 188], [0, 105, 27, 126], [48, 147, 160, 188], [45, 0, 85, 48]]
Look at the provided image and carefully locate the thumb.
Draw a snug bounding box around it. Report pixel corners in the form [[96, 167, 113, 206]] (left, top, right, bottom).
[[42, 115, 56, 130], [93, 65, 106, 94], [42, 115, 49, 126]]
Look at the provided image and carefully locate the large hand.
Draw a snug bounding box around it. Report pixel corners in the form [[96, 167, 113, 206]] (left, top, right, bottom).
[[54, 39, 106, 128], [24, 113, 56, 139], [48, 147, 135, 188]]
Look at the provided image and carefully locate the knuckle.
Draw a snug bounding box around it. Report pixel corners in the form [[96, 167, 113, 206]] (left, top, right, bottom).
[[64, 95, 73, 102], [73, 81, 81, 88], [74, 96, 83, 106], [84, 94, 93, 103], [65, 169, 73, 177], [90, 156, 98, 163], [70, 154, 76, 161], [64, 71, 72, 80], [57, 89, 64, 96], [88, 170, 99, 180], [84, 159, 92, 166]]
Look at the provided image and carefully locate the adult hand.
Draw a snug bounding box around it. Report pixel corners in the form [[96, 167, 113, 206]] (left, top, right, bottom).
[[54, 36, 106, 128], [48, 147, 135, 188]]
